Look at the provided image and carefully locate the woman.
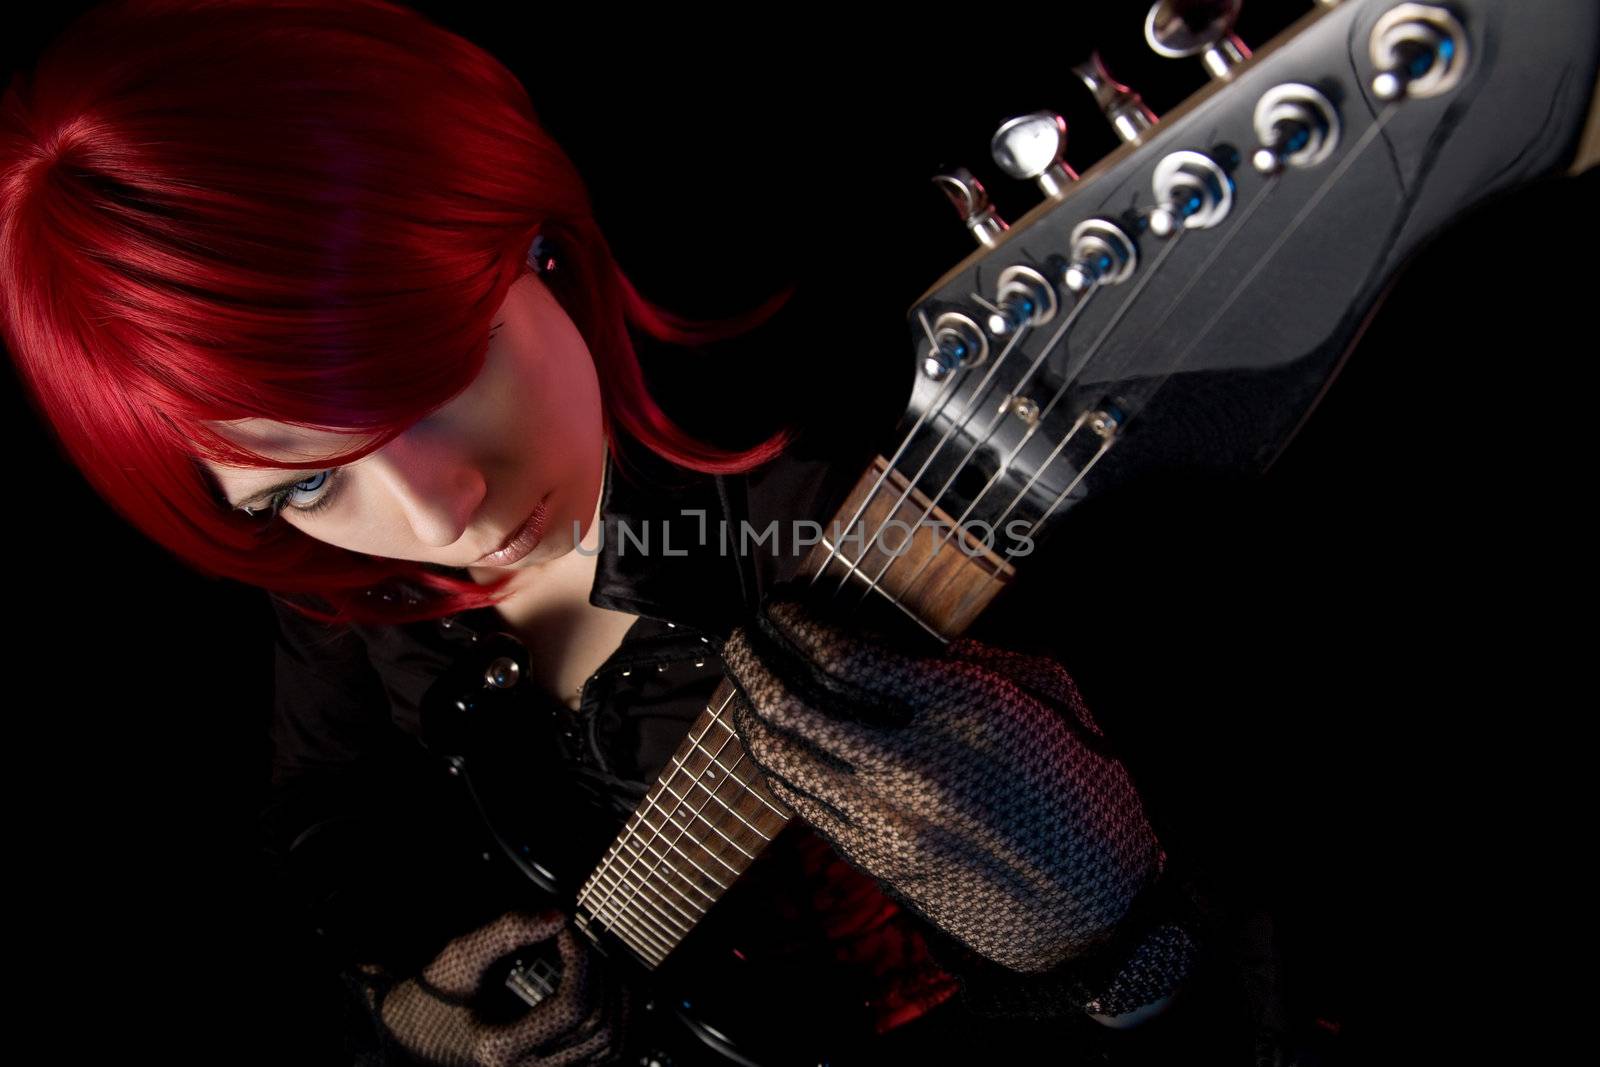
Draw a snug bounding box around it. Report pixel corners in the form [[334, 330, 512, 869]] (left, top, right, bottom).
[[1, 2, 1238, 1063]]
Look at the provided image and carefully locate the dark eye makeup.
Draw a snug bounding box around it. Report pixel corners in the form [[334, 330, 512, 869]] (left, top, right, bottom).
[[244, 468, 341, 521]]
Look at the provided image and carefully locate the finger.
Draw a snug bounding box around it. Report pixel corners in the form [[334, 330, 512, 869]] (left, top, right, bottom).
[[723, 623, 909, 763], [420, 908, 566, 998], [495, 929, 604, 1064], [738, 603, 921, 730], [946, 639, 1108, 742], [728, 690, 870, 830], [535, 976, 631, 1067]]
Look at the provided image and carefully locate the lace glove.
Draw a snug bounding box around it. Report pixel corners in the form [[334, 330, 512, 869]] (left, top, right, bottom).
[[719, 583, 1197, 1021], [349, 909, 631, 1067]]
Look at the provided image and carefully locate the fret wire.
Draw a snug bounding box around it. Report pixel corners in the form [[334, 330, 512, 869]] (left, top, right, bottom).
[[576, 908, 668, 972], [588, 857, 707, 927], [667, 739, 784, 827], [871, 405, 1090, 614], [579, 692, 740, 934], [578, 692, 734, 920], [587, 862, 705, 928], [813, 535, 948, 643], [819, 325, 1033, 603], [579, 691, 743, 922], [654, 740, 775, 853], [843, 286, 1100, 611], [587, 898, 674, 962], [596, 691, 755, 952], [653, 775, 769, 850], [699, 705, 794, 811], [585, 861, 697, 937], [633, 794, 746, 875], [803, 315, 980, 594], [595, 754, 742, 939], [585, 857, 691, 940], [588, 844, 713, 921], [592, 822, 725, 902], [580, 906, 668, 966]]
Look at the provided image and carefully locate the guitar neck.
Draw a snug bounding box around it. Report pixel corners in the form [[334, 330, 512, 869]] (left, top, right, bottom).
[[573, 455, 1016, 967]]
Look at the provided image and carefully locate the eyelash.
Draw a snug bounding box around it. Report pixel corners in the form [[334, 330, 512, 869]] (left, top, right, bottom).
[[255, 469, 340, 520]]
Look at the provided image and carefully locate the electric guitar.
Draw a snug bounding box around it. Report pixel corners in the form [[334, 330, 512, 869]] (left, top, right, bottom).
[[424, 2, 1600, 1062]]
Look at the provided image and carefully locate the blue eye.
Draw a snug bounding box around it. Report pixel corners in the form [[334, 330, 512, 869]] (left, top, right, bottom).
[[247, 469, 340, 520]]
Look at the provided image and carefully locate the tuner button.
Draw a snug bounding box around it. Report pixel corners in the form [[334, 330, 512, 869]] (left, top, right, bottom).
[[1145, 0, 1251, 81], [1368, 3, 1468, 101], [990, 112, 1078, 199], [1250, 83, 1340, 174], [932, 167, 1009, 249], [1073, 52, 1158, 144]]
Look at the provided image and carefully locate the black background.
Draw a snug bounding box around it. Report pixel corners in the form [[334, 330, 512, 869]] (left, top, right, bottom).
[[4, 2, 1592, 1062]]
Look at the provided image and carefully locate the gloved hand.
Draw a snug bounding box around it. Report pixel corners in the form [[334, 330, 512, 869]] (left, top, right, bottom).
[[718, 583, 1196, 1019], [350, 909, 630, 1067]]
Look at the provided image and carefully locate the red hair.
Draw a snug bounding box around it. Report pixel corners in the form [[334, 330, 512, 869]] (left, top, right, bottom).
[[0, 0, 794, 625]]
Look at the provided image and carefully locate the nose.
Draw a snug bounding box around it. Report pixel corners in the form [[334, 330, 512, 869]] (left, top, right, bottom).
[[366, 426, 487, 549]]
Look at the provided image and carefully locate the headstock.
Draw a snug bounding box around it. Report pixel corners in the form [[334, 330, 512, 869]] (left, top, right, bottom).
[[887, 0, 1597, 576]]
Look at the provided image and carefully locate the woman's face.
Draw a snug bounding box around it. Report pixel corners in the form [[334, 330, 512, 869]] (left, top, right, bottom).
[[201, 272, 606, 575]]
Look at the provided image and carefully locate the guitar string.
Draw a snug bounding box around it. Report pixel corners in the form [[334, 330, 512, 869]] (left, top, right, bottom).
[[842, 232, 1189, 614], [587, 694, 790, 965], [791, 306, 987, 607], [581, 689, 783, 959], [826, 280, 1110, 609], [957, 101, 1403, 614], [891, 178, 1277, 612], [804, 319, 1035, 609], [579, 690, 746, 956], [814, 307, 1077, 609], [578, 689, 742, 957]]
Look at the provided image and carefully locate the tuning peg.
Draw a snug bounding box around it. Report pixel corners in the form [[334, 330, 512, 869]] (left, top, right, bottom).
[[932, 167, 1009, 249], [990, 112, 1078, 200], [1250, 83, 1340, 174], [1368, 3, 1469, 102], [1145, 0, 1251, 81], [1147, 150, 1233, 237], [984, 264, 1059, 338], [1073, 53, 1158, 144], [1061, 219, 1139, 293]]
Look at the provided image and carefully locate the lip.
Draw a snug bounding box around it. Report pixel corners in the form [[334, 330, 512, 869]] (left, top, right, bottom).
[[472, 493, 551, 566]]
